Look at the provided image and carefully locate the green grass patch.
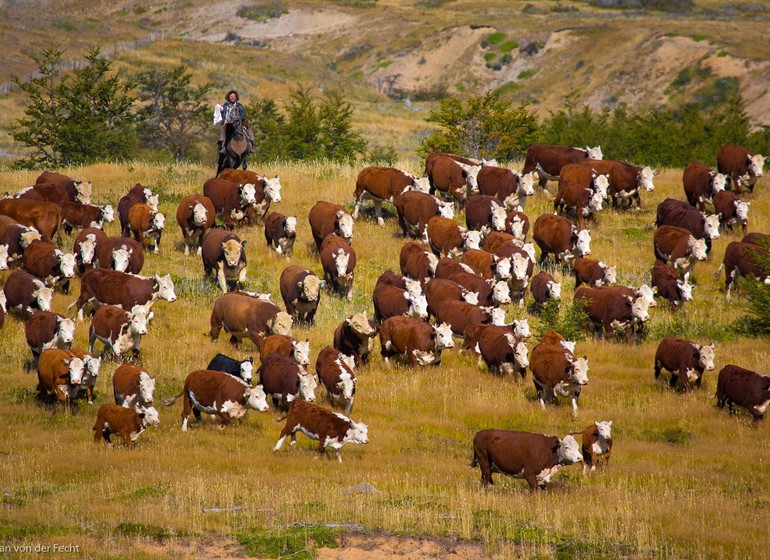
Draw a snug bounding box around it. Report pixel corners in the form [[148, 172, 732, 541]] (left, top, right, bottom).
[[334, 0, 377, 6], [643, 427, 695, 446], [484, 52, 497, 63], [236, 526, 338, 559], [517, 69, 537, 80], [484, 32, 507, 46], [692, 33, 708, 42], [498, 40, 519, 53], [494, 81, 522, 96]]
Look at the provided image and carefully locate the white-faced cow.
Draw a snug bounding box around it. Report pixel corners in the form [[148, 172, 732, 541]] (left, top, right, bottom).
[[73, 228, 107, 275], [334, 312, 378, 367], [522, 144, 603, 190], [96, 236, 144, 275], [656, 198, 720, 254], [395, 191, 454, 241], [476, 165, 535, 210], [118, 183, 159, 237], [715, 241, 770, 298], [654, 337, 715, 392], [202, 229, 247, 293], [206, 353, 254, 384], [424, 152, 481, 205], [400, 241, 439, 285], [279, 265, 323, 324], [426, 216, 481, 258], [651, 262, 694, 308], [714, 190, 750, 236], [264, 212, 298, 257], [532, 213, 591, 266], [653, 225, 708, 277], [36, 348, 84, 414], [683, 161, 726, 210], [203, 177, 257, 229], [353, 166, 430, 226], [260, 334, 311, 368], [315, 346, 356, 414], [465, 195, 507, 232], [379, 316, 454, 366], [25, 311, 76, 369], [209, 292, 293, 349], [70, 270, 175, 321], [258, 353, 317, 412], [88, 303, 153, 358], [581, 421, 612, 474], [477, 327, 529, 377], [716, 365, 770, 421], [308, 201, 354, 250], [580, 158, 656, 210], [3, 269, 54, 318], [717, 144, 765, 193], [574, 285, 651, 342], [93, 404, 159, 445], [22, 240, 76, 294], [320, 233, 356, 301], [175, 195, 216, 256], [113, 363, 156, 411], [573, 257, 617, 288]]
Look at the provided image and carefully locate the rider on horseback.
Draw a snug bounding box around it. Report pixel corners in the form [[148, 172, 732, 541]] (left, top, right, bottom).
[[216, 90, 253, 154]]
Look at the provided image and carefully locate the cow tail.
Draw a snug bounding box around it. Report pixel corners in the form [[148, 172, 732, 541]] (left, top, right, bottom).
[[469, 448, 478, 468], [162, 389, 184, 407], [713, 263, 724, 280], [274, 412, 288, 422]]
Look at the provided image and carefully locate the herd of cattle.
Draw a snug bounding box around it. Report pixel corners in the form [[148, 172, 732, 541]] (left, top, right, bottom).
[[1, 143, 769, 490]]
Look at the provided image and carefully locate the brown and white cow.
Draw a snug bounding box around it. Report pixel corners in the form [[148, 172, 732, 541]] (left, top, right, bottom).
[[379, 316, 455, 366], [22, 240, 76, 294], [0, 215, 40, 269], [73, 228, 107, 275], [60, 201, 114, 235], [127, 203, 165, 254], [96, 236, 144, 274], [260, 334, 311, 368], [92, 404, 159, 445], [218, 171, 283, 223], [280, 266, 323, 324], [395, 191, 454, 240], [462, 319, 531, 353], [580, 158, 656, 209], [554, 164, 605, 228], [203, 177, 257, 229], [683, 161, 726, 210], [651, 262, 694, 308], [400, 241, 439, 284], [476, 165, 535, 209], [574, 285, 651, 342], [424, 278, 478, 319], [3, 269, 53, 318], [448, 270, 511, 307], [717, 144, 765, 193], [573, 257, 617, 288], [36, 348, 85, 414], [334, 312, 377, 367], [25, 311, 76, 368], [461, 249, 511, 281], [315, 346, 356, 414], [175, 195, 216, 256], [35, 171, 92, 203], [435, 300, 504, 337], [16, 182, 77, 206], [258, 353, 317, 412], [714, 190, 750, 235], [320, 233, 356, 301], [308, 201, 354, 250], [424, 152, 481, 204], [471, 429, 583, 490], [522, 144, 603, 189], [530, 271, 561, 307], [656, 198, 720, 253], [530, 338, 589, 413], [117, 183, 158, 237], [264, 212, 298, 257], [716, 364, 770, 421], [164, 369, 269, 430], [477, 327, 529, 377], [274, 400, 368, 462], [70, 270, 175, 321], [113, 363, 156, 410], [353, 166, 430, 226], [0, 199, 62, 243], [653, 225, 708, 277], [654, 337, 715, 391], [209, 292, 292, 349], [715, 241, 770, 298], [202, 229, 247, 293], [481, 231, 516, 254], [88, 303, 153, 358], [426, 216, 481, 258], [742, 232, 770, 247], [506, 209, 530, 241], [532, 213, 591, 266], [372, 282, 428, 323], [496, 242, 535, 306], [68, 348, 102, 405], [465, 195, 507, 232], [581, 421, 612, 474]]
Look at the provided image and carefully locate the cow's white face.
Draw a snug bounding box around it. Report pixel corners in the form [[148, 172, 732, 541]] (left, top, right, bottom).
[[345, 420, 369, 445], [464, 230, 482, 250], [595, 420, 612, 440], [601, 263, 617, 285], [222, 239, 243, 268], [437, 200, 454, 219], [335, 211, 354, 242], [0, 291, 6, 313], [587, 146, 603, 160], [33, 281, 53, 312], [711, 172, 726, 193], [677, 275, 694, 302], [192, 202, 208, 226], [114, 326, 135, 354], [560, 339, 576, 353], [513, 318, 531, 339], [57, 317, 76, 345], [302, 274, 322, 301], [432, 323, 455, 352], [460, 290, 478, 305], [456, 162, 481, 191], [334, 248, 350, 278], [112, 246, 131, 272], [341, 353, 356, 371], [690, 237, 708, 261], [154, 274, 176, 302], [56, 251, 76, 278], [264, 176, 282, 202], [492, 281, 511, 305], [702, 213, 720, 239], [593, 175, 609, 199], [494, 257, 512, 281], [511, 253, 529, 281], [271, 312, 293, 336], [65, 357, 85, 385], [521, 242, 536, 262], [509, 216, 526, 240], [139, 371, 155, 403], [240, 360, 254, 384], [411, 176, 431, 194], [569, 356, 590, 385], [0, 244, 9, 270], [292, 339, 311, 367], [404, 277, 423, 299], [639, 167, 656, 191], [519, 172, 536, 196], [558, 434, 583, 464], [246, 384, 269, 411], [75, 181, 93, 205], [139, 406, 160, 427], [697, 342, 716, 371], [284, 216, 297, 235], [151, 212, 165, 231], [20, 228, 41, 248], [588, 191, 604, 213], [749, 153, 765, 177], [337, 369, 355, 400], [78, 234, 97, 265], [487, 307, 505, 326], [349, 313, 375, 337], [575, 229, 592, 257], [491, 205, 507, 231], [547, 281, 562, 301], [101, 205, 115, 223], [735, 200, 750, 222], [240, 183, 257, 206], [83, 355, 101, 379], [145, 193, 159, 212], [128, 304, 151, 335], [406, 292, 429, 320], [298, 370, 317, 402], [630, 295, 650, 322]]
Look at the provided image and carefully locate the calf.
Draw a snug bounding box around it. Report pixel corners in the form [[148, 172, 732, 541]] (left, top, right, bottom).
[[653, 225, 708, 277], [3, 269, 53, 318], [280, 266, 323, 324], [175, 195, 215, 255], [683, 161, 726, 210], [164, 369, 269, 430], [715, 241, 770, 298], [96, 236, 144, 274], [424, 152, 480, 204], [206, 353, 253, 384], [203, 178, 257, 229], [22, 240, 76, 294], [654, 337, 715, 391], [88, 303, 153, 358], [476, 165, 535, 209], [73, 228, 107, 275], [379, 316, 455, 366], [427, 216, 480, 258], [209, 292, 293, 349], [70, 270, 175, 321], [533, 213, 591, 266], [477, 328, 529, 377], [465, 195, 507, 232], [574, 285, 651, 342], [92, 404, 159, 445], [308, 201, 354, 250], [400, 241, 439, 284], [581, 421, 612, 474], [573, 257, 616, 288], [651, 262, 694, 308], [530, 272, 561, 307], [259, 335, 311, 368], [353, 166, 430, 226], [25, 311, 76, 368], [506, 209, 530, 241], [264, 212, 298, 257], [554, 164, 606, 228], [202, 229, 247, 293], [0, 198, 62, 243], [320, 233, 356, 301], [113, 363, 156, 410], [530, 340, 589, 413], [258, 353, 317, 412], [334, 312, 378, 366], [315, 346, 356, 414], [36, 348, 84, 414], [716, 365, 770, 421], [522, 144, 603, 189], [717, 144, 765, 193], [714, 190, 750, 235], [471, 429, 583, 490], [128, 203, 165, 253], [656, 198, 720, 253], [395, 191, 454, 240], [117, 183, 159, 236], [273, 400, 368, 462]]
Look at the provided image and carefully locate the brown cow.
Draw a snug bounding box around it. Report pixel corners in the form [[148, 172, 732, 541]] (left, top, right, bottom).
[[506, 209, 530, 241], [717, 145, 765, 193], [16, 182, 74, 205], [202, 229, 247, 293], [482, 231, 516, 253], [22, 240, 76, 294], [742, 232, 770, 246], [73, 228, 107, 275], [530, 339, 589, 413], [0, 199, 62, 243], [264, 212, 298, 257], [164, 369, 269, 430], [334, 312, 377, 367], [463, 319, 531, 354], [400, 241, 439, 284], [3, 269, 54, 318], [434, 257, 475, 279], [0, 215, 40, 269], [88, 303, 152, 358], [203, 177, 257, 229], [280, 266, 323, 324], [716, 364, 770, 421], [273, 400, 368, 462], [448, 270, 511, 307], [581, 421, 613, 474], [424, 152, 480, 204], [117, 183, 158, 237], [175, 195, 216, 256], [424, 278, 477, 319], [574, 285, 651, 342], [427, 216, 481, 258], [573, 257, 617, 288], [465, 195, 507, 232], [217, 172, 282, 224], [654, 337, 715, 391], [315, 346, 356, 414], [653, 225, 708, 277], [532, 213, 591, 266], [96, 236, 144, 274], [579, 159, 656, 209], [127, 203, 164, 253], [320, 233, 356, 301], [656, 198, 720, 253], [113, 363, 156, 410], [36, 348, 85, 414], [209, 292, 292, 348], [379, 316, 455, 366], [259, 334, 311, 367], [522, 144, 603, 189], [651, 261, 694, 308], [60, 202, 113, 235], [308, 201, 354, 250], [35, 171, 92, 204], [530, 271, 561, 307], [683, 161, 726, 210], [25, 311, 76, 368], [471, 429, 583, 490], [476, 165, 535, 209], [258, 353, 317, 412], [372, 282, 428, 323], [395, 191, 454, 240], [353, 166, 430, 226], [554, 164, 605, 228], [477, 327, 529, 377], [714, 190, 750, 235], [435, 300, 497, 337], [92, 404, 159, 445], [715, 241, 770, 298]]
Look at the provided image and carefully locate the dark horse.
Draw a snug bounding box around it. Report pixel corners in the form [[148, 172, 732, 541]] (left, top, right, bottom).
[[217, 121, 252, 176]]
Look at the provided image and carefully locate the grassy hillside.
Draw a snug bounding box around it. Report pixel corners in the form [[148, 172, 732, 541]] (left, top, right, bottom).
[[0, 159, 768, 559]]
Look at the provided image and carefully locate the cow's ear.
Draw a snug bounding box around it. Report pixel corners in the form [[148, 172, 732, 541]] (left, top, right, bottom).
[[336, 210, 344, 219], [62, 359, 70, 366]]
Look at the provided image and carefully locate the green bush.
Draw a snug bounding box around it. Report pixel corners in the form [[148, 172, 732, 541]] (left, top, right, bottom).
[[237, 526, 338, 559], [485, 32, 507, 45]]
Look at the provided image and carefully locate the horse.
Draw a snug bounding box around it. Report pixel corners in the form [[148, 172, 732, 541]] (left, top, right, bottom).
[[217, 121, 252, 176]]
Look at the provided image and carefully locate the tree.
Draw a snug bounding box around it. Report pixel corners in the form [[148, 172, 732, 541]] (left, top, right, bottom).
[[245, 97, 287, 163], [135, 65, 212, 162], [284, 85, 323, 161], [318, 89, 366, 163], [417, 91, 539, 162]]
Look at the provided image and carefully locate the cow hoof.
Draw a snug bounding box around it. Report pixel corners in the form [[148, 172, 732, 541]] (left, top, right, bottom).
[[377, 218, 385, 227]]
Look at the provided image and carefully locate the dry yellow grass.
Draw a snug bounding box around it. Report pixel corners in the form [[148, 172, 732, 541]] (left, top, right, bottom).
[[0, 159, 768, 559]]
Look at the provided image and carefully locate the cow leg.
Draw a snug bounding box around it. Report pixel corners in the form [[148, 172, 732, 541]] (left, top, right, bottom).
[[102, 428, 112, 444], [524, 472, 540, 492], [654, 361, 662, 380], [374, 200, 384, 227], [571, 390, 580, 415], [216, 263, 228, 293]]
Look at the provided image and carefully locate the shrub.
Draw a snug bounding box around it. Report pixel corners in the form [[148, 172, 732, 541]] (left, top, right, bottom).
[[485, 32, 507, 45], [499, 40, 520, 53], [535, 299, 589, 342]]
